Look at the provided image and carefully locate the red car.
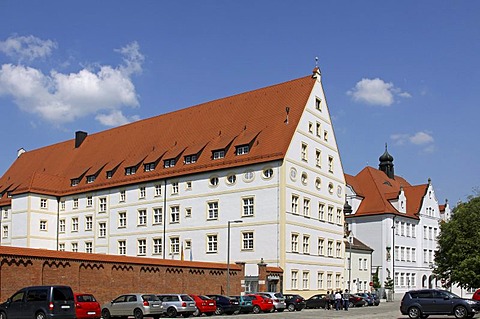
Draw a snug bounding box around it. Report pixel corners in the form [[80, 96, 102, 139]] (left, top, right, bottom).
[[246, 294, 274, 313], [473, 289, 480, 301], [74, 293, 101, 319], [189, 294, 216, 316]]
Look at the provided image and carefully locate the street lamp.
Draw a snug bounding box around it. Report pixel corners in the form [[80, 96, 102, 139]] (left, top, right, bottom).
[[227, 220, 243, 296], [344, 200, 353, 292]]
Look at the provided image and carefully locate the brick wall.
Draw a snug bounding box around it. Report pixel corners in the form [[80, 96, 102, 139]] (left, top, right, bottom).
[[0, 246, 243, 305]]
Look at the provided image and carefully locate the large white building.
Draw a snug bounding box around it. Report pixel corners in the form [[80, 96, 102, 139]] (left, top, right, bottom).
[[344, 146, 451, 298], [0, 68, 347, 296]]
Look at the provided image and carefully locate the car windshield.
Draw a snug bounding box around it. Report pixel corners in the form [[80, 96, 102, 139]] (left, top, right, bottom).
[[199, 296, 211, 301], [53, 287, 74, 301], [181, 295, 194, 301], [142, 295, 160, 301], [77, 294, 96, 302], [273, 293, 283, 298]]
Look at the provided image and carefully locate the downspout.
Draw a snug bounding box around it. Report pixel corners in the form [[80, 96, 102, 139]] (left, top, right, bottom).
[[163, 179, 167, 259], [56, 196, 61, 250]]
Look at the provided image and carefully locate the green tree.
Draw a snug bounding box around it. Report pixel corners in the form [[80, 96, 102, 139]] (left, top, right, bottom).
[[384, 276, 394, 290], [434, 195, 480, 289], [372, 266, 381, 289]]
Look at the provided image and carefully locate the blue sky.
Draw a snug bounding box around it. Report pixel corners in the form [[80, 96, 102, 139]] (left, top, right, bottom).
[[0, 1, 479, 205]]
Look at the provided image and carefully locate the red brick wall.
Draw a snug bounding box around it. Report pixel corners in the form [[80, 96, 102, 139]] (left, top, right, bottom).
[[0, 247, 243, 305]]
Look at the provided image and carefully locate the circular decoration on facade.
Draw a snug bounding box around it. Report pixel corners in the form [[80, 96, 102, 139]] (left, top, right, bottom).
[[290, 168, 297, 181], [263, 168, 274, 179], [328, 182, 334, 194], [337, 185, 343, 197], [301, 172, 308, 185], [315, 177, 321, 190], [209, 176, 219, 187], [244, 170, 254, 182], [226, 174, 237, 185]]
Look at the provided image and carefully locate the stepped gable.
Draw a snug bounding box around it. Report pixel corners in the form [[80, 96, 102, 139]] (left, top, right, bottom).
[[0, 74, 317, 203]]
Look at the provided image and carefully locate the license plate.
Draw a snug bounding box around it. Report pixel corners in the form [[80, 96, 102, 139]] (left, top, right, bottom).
[[152, 304, 159, 307], [208, 303, 214, 306], [61, 305, 70, 309], [87, 312, 96, 315]]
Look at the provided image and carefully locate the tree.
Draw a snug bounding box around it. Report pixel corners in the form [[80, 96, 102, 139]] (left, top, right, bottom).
[[372, 267, 381, 289], [434, 195, 480, 289], [384, 276, 394, 290]]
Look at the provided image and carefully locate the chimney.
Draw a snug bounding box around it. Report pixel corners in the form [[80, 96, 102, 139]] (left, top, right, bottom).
[[75, 131, 88, 148]]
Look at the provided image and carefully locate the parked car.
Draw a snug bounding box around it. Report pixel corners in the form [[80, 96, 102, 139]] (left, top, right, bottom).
[[101, 293, 163, 319], [356, 292, 378, 306], [400, 289, 480, 319], [0, 285, 76, 319], [371, 293, 381, 306], [349, 294, 367, 307], [246, 294, 274, 313], [157, 294, 196, 318], [283, 294, 306, 311], [231, 295, 253, 314], [305, 294, 328, 309], [189, 295, 216, 317], [74, 293, 101, 319], [206, 295, 239, 315], [258, 292, 286, 312], [472, 289, 480, 301]]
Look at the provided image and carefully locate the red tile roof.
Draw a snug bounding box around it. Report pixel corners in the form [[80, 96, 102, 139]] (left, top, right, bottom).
[[345, 166, 427, 219], [0, 73, 318, 204]]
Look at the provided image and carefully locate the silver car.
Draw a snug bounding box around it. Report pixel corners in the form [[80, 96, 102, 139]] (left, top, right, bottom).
[[258, 292, 286, 312], [157, 294, 197, 318], [101, 293, 163, 319]]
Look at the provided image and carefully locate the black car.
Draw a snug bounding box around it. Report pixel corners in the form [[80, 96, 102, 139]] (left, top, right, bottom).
[[305, 294, 328, 309], [206, 295, 240, 315], [400, 289, 480, 319], [356, 292, 379, 306], [283, 294, 306, 311]]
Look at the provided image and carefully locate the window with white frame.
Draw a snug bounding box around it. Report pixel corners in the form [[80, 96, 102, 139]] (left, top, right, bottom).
[[106, 171, 113, 179], [209, 177, 219, 186], [85, 216, 93, 231], [59, 219, 65, 233], [318, 203, 325, 220], [71, 242, 78, 252], [317, 272, 324, 289], [291, 195, 299, 214], [72, 218, 78, 232], [86, 175, 95, 183], [315, 97, 322, 111], [120, 190, 126, 202], [139, 186, 146, 199], [303, 235, 310, 254], [87, 196, 93, 207], [170, 237, 180, 255], [395, 246, 399, 261], [207, 234, 218, 253], [213, 150, 225, 160], [118, 212, 127, 228], [335, 274, 341, 288], [336, 241, 342, 258], [155, 184, 162, 197], [99, 197, 107, 213], [263, 168, 273, 179], [138, 239, 147, 256], [185, 181, 192, 190], [327, 240, 333, 256], [2, 225, 8, 238], [315, 149, 321, 167], [207, 201, 219, 220], [118, 240, 126, 255], [327, 273, 333, 289], [125, 166, 137, 175], [153, 238, 162, 255], [227, 174, 236, 185], [138, 209, 147, 226], [144, 162, 155, 172], [184, 154, 197, 164], [423, 249, 427, 263], [412, 224, 416, 237], [401, 247, 405, 261], [242, 231, 254, 250], [316, 122, 321, 137], [318, 238, 325, 255], [336, 208, 342, 224], [323, 130, 328, 142], [412, 248, 416, 262], [73, 198, 79, 209], [171, 182, 179, 195], [85, 242, 93, 253], [153, 208, 163, 224], [60, 201, 65, 211], [291, 233, 299, 252], [401, 222, 405, 236], [99, 222, 106, 238], [40, 198, 47, 209], [185, 207, 192, 218], [303, 271, 310, 289], [291, 270, 298, 289], [327, 206, 333, 223], [236, 145, 249, 155], [308, 122, 313, 133], [303, 198, 310, 217], [58, 243, 65, 251], [164, 159, 176, 168], [170, 206, 180, 223], [406, 247, 411, 262], [301, 143, 308, 161], [242, 197, 254, 216], [424, 226, 427, 239], [328, 156, 334, 173]]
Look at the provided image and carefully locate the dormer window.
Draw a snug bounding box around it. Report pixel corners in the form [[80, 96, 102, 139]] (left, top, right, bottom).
[[184, 154, 197, 164], [106, 171, 113, 179], [236, 145, 249, 155], [213, 150, 225, 160], [315, 97, 322, 111], [144, 162, 156, 172], [71, 178, 80, 187], [125, 166, 137, 175], [164, 159, 176, 168], [86, 175, 96, 183]]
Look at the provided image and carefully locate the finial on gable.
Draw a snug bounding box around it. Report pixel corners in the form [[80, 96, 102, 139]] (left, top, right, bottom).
[[312, 57, 321, 79]]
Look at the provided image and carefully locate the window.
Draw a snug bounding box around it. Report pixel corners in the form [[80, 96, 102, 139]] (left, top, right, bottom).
[[207, 201, 219, 220], [318, 203, 325, 220], [58, 243, 65, 251], [236, 145, 249, 155], [118, 240, 126, 255], [170, 237, 180, 255], [316, 122, 321, 137], [412, 224, 416, 237], [99, 197, 107, 213], [209, 177, 219, 186], [120, 190, 126, 202], [318, 238, 325, 255], [59, 219, 65, 233], [226, 174, 236, 185], [71, 178, 80, 187], [106, 171, 113, 179], [327, 273, 333, 289], [244, 171, 254, 181], [99, 222, 106, 238], [423, 226, 427, 239], [301, 172, 308, 185], [336, 242, 342, 258], [242, 197, 254, 216], [171, 182, 179, 195], [86, 175, 95, 183], [207, 234, 218, 253], [85, 242, 93, 253], [328, 156, 334, 173], [71, 242, 78, 252], [291, 270, 298, 289], [170, 206, 180, 223], [291, 234, 299, 252], [2, 225, 8, 238], [315, 97, 322, 111], [303, 235, 310, 254], [308, 122, 313, 133], [40, 198, 47, 209], [327, 206, 333, 223], [327, 240, 333, 256], [73, 198, 79, 209], [153, 208, 163, 224], [125, 166, 137, 175], [153, 238, 162, 255], [301, 143, 308, 161], [184, 154, 197, 164], [139, 186, 146, 199], [185, 207, 192, 218], [303, 198, 310, 217], [401, 247, 405, 261], [412, 248, 416, 262], [401, 222, 405, 236], [144, 162, 155, 172], [262, 168, 273, 179], [87, 196, 93, 207], [138, 239, 147, 256], [242, 231, 254, 250], [60, 201, 65, 211], [186, 181, 192, 190], [118, 212, 127, 228], [164, 159, 176, 168], [291, 195, 299, 214], [138, 209, 147, 226], [185, 240, 192, 249], [324, 130, 328, 142], [336, 208, 342, 224], [213, 150, 225, 159], [317, 272, 324, 289], [72, 218, 78, 232], [315, 149, 321, 167], [303, 271, 310, 289], [335, 274, 341, 288], [155, 184, 162, 197], [85, 216, 93, 231]]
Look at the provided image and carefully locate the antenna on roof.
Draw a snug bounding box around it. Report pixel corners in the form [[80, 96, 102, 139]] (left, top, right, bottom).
[[284, 107, 290, 124], [315, 56, 319, 67]]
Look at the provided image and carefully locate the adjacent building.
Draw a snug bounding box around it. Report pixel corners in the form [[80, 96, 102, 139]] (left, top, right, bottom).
[[0, 68, 346, 296]]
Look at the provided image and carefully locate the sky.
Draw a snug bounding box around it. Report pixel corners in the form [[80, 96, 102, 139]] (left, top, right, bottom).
[[0, 1, 479, 206]]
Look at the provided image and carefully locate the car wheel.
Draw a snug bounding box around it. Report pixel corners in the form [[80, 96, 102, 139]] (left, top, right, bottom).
[[287, 304, 295, 311], [166, 307, 178, 318], [35, 312, 46, 319], [408, 306, 421, 319], [253, 305, 261, 314], [215, 306, 224, 315], [454, 306, 468, 319], [102, 309, 111, 319], [133, 308, 144, 319], [0, 311, 7, 319], [193, 308, 201, 317]]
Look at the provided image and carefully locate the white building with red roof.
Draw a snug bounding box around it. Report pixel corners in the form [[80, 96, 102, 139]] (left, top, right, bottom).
[[0, 68, 346, 296], [344, 146, 450, 298]]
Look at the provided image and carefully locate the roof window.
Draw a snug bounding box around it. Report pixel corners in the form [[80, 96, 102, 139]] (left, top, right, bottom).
[[164, 159, 176, 168], [236, 145, 249, 155], [71, 178, 80, 187], [125, 166, 137, 175], [213, 150, 225, 160], [144, 162, 156, 172], [106, 171, 113, 179], [184, 154, 197, 164], [86, 175, 96, 184]]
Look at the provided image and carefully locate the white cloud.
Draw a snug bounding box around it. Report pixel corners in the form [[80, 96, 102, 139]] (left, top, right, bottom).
[[347, 78, 411, 106], [0, 40, 143, 126], [391, 131, 435, 152], [409, 131, 434, 145], [0, 35, 57, 62], [95, 111, 140, 127]]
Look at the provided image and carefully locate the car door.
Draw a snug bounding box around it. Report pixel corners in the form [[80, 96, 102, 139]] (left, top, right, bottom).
[[432, 290, 453, 314], [415, 291, 436, 313], [109, 295, 127, 316]]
